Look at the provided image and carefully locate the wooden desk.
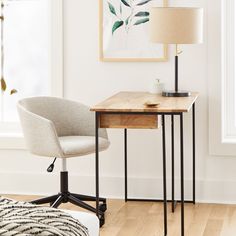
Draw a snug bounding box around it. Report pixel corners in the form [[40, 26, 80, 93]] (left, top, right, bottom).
[[91, 91, 199, 236]]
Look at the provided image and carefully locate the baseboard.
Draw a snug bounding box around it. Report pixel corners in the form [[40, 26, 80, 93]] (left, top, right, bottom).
[[0, 171, 236, 204]]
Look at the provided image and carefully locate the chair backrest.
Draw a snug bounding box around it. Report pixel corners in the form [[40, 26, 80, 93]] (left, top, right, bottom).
[[18, 96, 107, 137], [17, 97, 108, 156]]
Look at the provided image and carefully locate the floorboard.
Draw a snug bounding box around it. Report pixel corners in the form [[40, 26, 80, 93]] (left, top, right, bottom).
[[3, 195, 236, 236]]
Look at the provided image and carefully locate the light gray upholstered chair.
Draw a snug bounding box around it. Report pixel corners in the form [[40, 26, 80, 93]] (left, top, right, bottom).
[[17, 97, 110, 224]]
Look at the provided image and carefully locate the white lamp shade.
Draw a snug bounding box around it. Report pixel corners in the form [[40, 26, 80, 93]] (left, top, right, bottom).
[[149, 7, 204, 44]]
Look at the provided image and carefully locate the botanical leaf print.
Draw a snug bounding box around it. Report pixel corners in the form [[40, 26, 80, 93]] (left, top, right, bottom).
[[134, 18, 149, 25], [108, 2, 117, 15], [136, 0, 152, 6], [121, 0, 130, 7], [135, 11, 150, 17], [125, 15, 130, 25], [112, 21, 124, 34], [107, 0, 152, 35]]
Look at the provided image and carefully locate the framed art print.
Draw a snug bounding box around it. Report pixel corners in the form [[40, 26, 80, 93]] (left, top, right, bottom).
[[99, 0, 168, 62]]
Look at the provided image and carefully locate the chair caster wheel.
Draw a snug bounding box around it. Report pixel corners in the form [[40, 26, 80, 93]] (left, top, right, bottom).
[[99, 215, 105, 227], [99, 203, 107, 212]]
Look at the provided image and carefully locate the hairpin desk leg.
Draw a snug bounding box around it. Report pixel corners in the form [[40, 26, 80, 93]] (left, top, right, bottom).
[[95, 112, 100, 217], [171, 114, 175, 213], [124, 128, 128, 202], [180, 113, 185, 236], [162, 114, 167, 236], [192, 103, 196, 204]]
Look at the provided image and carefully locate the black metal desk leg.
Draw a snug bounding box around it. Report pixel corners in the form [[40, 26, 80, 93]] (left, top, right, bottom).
[[192, 103, 196, 204], [180, 113, 184, 236], [171, 114, 175, 213], [124, 129, 128, 202], [162, 115, 167, 236], [95, 112, 100, 217]]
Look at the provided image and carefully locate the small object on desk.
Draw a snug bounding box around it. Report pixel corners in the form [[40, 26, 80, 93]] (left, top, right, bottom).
[[149, 78, 164, 94], [144, 100, 160, 107]]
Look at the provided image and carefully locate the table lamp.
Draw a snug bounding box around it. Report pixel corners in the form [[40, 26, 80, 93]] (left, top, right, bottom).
[[149, 7, 203, 97]]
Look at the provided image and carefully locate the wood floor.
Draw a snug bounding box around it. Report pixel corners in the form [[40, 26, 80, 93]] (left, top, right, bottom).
[[4, 195, 236, 236]]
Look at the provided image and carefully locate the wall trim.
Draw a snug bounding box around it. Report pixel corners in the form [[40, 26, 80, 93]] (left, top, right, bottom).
[[1, 171, 236, 205]]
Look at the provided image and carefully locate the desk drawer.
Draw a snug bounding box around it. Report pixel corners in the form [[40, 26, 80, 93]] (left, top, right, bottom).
[[99, 114, 158, 129]]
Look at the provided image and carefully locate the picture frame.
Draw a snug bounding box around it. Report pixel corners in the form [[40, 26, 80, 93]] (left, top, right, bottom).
[[99, 0, 168, 62]]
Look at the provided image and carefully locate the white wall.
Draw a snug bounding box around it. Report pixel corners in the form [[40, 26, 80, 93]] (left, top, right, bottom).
[[1, 0, 236, 204]]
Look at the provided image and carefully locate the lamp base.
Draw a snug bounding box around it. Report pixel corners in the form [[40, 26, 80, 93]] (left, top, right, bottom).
[[162, 91, 191, 97]]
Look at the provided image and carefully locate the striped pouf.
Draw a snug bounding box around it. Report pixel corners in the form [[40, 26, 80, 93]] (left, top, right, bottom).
[[0, 197, 89, 236]]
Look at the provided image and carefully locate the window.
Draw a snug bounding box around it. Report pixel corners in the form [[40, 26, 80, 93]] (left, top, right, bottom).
[[221, 0, 236, 143], [208, 0, 236, 155], [0, 0, 63, 148], [3, 0, 50, 122]]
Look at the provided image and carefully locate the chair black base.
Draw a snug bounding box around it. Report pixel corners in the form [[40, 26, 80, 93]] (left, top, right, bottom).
[[30, 171, 106, 227]]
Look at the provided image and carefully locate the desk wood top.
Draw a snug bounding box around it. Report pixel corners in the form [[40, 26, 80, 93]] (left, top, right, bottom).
[[91, 91, 199, 113]]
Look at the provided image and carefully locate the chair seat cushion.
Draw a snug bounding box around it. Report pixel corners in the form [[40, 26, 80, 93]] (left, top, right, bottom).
[[59, 136, 110, 157]]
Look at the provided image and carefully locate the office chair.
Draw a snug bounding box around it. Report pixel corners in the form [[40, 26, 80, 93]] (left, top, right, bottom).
[[17, 97, 110, 225]]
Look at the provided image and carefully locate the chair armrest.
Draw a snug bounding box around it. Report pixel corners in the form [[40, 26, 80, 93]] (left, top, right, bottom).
[[74, 109, 108, 139], [60, 102, 108, 140], [18, 105, 63, 157]]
